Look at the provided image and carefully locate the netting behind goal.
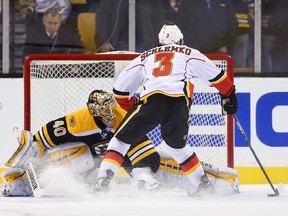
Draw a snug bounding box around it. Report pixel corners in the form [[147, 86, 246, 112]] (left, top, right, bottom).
[[24, 53, 234, 167]]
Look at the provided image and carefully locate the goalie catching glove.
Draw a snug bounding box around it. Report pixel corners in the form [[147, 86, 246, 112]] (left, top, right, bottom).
[[220, 86, 238, 115]]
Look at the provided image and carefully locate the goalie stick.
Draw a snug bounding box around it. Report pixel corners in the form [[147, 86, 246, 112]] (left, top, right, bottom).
[[233, 114, 279, 197], [25, 162, 45, 198]]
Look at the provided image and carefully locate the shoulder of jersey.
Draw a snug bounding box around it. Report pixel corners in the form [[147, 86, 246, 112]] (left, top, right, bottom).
[[115, 105, 127, 116]]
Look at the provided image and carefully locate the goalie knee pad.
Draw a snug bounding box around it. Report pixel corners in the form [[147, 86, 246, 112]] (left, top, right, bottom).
[[0, 167, 32, 196]]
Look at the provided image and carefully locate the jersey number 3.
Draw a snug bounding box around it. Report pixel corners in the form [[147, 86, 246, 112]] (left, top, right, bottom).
[[153, 52, 174, 77]]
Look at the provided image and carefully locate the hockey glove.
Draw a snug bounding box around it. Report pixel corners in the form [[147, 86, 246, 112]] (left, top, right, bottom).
[[220, 86, 238, 115], [94, 143, 108, 157]]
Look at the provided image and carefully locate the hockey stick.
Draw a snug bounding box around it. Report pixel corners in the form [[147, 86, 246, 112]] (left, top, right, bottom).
[[25, 162, 45, 198], [233, 114, 279, 197]]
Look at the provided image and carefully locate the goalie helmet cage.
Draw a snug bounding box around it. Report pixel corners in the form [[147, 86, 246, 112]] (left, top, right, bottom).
[[23, 53, 234, 168]]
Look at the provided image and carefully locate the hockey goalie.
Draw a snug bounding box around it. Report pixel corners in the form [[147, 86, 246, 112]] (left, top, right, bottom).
[[0, 90, 238, 197]]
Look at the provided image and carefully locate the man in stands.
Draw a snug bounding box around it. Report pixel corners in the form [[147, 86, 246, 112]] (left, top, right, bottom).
[[23, 7, 83, 57], [93, 24, 238, 197]]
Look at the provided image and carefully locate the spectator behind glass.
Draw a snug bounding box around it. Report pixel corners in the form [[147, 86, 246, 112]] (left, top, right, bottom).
[[230, 0, 252, 68], [260, 0, 280, 73], [19, 0, 75, 52], [266, 0, 288, 73], [161, 0, 181, 24], [95, 0, 164, 53], [69, 0, 101, 30], [171, 0, 238, 54], [245, 1, 255, 69], [19, 0, 71, 22], [23, 7, 83, 57]]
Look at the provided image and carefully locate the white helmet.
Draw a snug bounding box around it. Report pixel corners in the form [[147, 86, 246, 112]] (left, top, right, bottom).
[[158, 24, 184, 45]]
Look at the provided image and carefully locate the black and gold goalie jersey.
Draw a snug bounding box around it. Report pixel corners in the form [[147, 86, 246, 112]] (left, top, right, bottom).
[[34, 106, 127, 156]]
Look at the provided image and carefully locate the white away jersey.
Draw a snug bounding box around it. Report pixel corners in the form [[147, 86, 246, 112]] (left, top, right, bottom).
[[114, 44, 231, 100]]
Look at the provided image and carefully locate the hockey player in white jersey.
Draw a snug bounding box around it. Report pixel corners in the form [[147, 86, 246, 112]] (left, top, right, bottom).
[[93, 24, 238, 197]]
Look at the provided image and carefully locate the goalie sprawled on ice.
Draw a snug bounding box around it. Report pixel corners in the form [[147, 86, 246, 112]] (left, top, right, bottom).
[[0, 90, 238, 197]]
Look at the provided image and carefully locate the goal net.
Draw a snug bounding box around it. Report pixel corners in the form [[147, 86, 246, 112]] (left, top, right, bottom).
[[24, 53, 234, 167]]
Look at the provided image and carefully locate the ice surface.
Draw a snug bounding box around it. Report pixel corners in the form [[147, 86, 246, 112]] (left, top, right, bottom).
[[0, 181, 287, 216]]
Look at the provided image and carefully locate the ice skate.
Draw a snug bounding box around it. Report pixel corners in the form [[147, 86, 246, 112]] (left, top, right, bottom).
[[92, 170, 114, 194], [187, 175, 215, 198]]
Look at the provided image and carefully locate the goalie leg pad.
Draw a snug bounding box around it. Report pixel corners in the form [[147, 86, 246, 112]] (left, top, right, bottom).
[[201, 161, 239, 194], [20, 143, 96, 197], [5, 130, 44, 169], [157, 158, 239, 194], [156, 158, 192, 189], [0, 167, 32, 196], [45, 142, 95, 175]]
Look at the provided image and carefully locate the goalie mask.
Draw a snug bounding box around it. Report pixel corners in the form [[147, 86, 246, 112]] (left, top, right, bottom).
[[158, 24, 184, 45], [87, 90, 116, 126]]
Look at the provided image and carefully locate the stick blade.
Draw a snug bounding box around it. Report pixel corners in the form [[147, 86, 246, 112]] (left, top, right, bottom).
[[25, 162, 45, 198], [267, 188, 280, 197]]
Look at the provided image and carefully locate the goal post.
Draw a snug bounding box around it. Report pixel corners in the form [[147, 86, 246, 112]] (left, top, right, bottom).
[[23, 53, 234, 168]]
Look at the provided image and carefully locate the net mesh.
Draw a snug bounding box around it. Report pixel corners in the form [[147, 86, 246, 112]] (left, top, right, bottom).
[[27, 54, 231, 167]]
